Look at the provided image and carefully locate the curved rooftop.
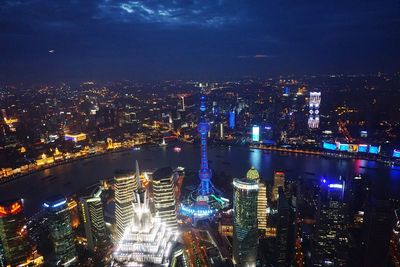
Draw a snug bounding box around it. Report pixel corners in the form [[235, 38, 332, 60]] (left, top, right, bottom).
[[246, 166, 260, 181]]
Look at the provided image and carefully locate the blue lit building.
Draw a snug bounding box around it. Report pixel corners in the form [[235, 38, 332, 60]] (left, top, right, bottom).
[[180, 94, 228, 224], [229, 111, 235, 129], [43, 195, 77, 266]]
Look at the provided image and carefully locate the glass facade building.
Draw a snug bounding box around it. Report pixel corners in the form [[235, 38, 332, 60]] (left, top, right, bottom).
[[233, 177, 259, 267], [0, 199, 29, 266], [44, 195, 77, 266], [80, 187, 106, 251], [152, 167, 178, 231], [312, 180, 349, 266], [114, 174, 138, 241]]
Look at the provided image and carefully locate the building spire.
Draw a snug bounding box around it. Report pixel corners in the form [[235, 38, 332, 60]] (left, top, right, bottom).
[[135, 160, 141, 191], [198, 93, 212, 196]]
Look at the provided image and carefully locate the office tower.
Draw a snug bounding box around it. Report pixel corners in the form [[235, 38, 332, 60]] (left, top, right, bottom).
[[275, 188, 296, 266], [152, 167, 178, 231], [312, 179, 349, 266], [114, 171, 138, 241], [0, 199, 29, 266], [272, 171, 285, 202], [308, 91, 321, 129], [80, 187, 106, 251], [113, 188, 178, 266], [257, 182, 267, 237], [219, 122, 224, 139], [361, 199, 394, 267], [346, 174, 370, 225], [43, 195, 77, 266], [229, 111, 235, 129], [233, 175, 259, 267]]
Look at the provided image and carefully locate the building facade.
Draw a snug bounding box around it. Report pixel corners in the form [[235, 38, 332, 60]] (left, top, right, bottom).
[[152, 167, 178, 231], [114, 173, 138, 241], [312, 179, 349, 266], [80, 187, 106, 251], [0, 199, 29, 266], [233, 177, 259, 267], [44, 195, 77, 266]]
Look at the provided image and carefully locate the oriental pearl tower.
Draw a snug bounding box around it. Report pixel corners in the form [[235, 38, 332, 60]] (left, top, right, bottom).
[[180, 89, 228, 225], [198, 95, 212, 195]]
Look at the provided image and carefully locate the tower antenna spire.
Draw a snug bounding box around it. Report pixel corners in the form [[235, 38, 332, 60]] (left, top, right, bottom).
[[135, 160, 141, 191]]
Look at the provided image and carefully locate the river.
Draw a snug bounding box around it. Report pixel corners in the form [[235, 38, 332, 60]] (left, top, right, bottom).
[[1, 144, 399, 215]]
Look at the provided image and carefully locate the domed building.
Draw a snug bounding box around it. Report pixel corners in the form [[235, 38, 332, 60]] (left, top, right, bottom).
[[246, 166, 260, 181]]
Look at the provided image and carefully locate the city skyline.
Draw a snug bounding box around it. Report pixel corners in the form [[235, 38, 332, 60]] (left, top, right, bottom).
[[1, 0, 399, 83], [1, 1, 400, 266]]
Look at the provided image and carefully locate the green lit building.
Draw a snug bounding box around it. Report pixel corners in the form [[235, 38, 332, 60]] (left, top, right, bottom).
[[44, 195, 77, 266], [233, 168, 259, 267]]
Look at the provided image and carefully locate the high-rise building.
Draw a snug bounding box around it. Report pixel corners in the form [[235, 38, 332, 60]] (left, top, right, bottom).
[[275, 188, 296, 266], [361, 199, 394, 267], [113, 188, 178, 266], [80, 187, 106, 251], [219, 122, 224, 139], [114, 171, 138, 241], [257, 182, 267, 237], [152, 167, 178, 231], [233, 174, 259, 267], [312, 179, 349, 266], [272, 171, 285, 202], [308, 91, 321, 129], [43, 195, 77, 266], [229, 111, 236, 129], [0, 199, 29, 266]]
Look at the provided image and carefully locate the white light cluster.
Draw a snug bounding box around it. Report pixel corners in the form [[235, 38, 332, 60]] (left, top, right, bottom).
[[308, 91, 321, 129], [113, 191, 177, 266]]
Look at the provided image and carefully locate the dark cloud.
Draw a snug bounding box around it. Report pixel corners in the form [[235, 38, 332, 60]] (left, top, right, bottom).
[[0, 0, 399, 82]]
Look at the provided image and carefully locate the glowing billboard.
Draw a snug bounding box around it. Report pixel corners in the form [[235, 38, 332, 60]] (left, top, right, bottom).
[[252, 126, 260, 142], [349, 144, 358, 153], [369, 145, 380, 154], [393, 149, 400, 158], [339, 144, 349, 151], [358, 145, 368, 153], [323, 142, 337, 151]]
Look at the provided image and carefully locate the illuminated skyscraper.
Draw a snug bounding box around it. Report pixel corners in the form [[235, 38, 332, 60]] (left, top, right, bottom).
[[80, 187, 106, 251], [312, 179, 349, 266], [0, 199, 29, 266], [113, 187, 178, 266], [43, 195, 77, 266], [272, 171, 285, 202], [257, 182, 267, 237], [308, 91, 321, 129], [219, 122, 224, 139], [229, 111, 236, 129], [233, 174, 259, 267], [153, 167, 178, 231], [114, 170, 138, 241]]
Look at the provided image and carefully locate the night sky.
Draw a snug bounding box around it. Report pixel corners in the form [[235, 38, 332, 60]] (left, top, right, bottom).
[[1, 0, 399, 82]]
